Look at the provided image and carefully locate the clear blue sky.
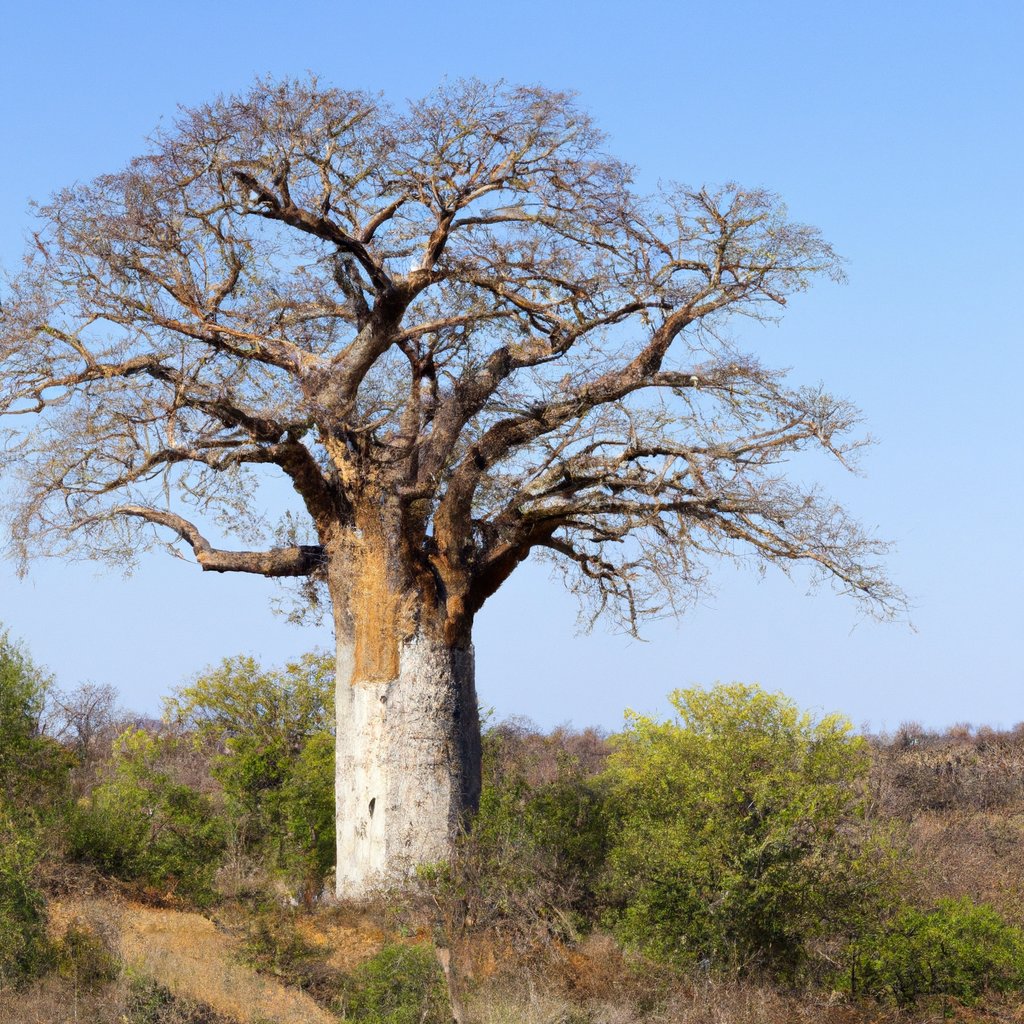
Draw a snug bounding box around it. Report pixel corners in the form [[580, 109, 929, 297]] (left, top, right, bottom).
[[1, 0, 1021, 731]]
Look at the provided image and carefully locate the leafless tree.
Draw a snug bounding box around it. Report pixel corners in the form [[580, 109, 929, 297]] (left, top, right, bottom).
[[44, 681, 121, 791], [0, 78, 900, 894]]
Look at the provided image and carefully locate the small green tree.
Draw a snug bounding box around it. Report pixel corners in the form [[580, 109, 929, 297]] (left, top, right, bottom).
[[281, 731, 336, 900], [0, 628, 71, 987], [0, 627, 70, 815], [165, 652, 334, 896], [602, 684, 900, 974], [68, 728, 225, 903]]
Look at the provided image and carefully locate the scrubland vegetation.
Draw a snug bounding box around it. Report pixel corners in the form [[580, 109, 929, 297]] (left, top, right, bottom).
[[3, 623, 1024, 1022]]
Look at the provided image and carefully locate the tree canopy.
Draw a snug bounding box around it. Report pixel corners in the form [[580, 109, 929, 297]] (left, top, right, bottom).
[[0, 77, 899, 643]]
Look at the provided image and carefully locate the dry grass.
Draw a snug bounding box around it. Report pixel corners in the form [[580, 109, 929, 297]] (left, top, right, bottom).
[[292, 907, 388, 973], [48, 897, 335, 1024], [465, 975, 888, 1024], [466, 933, 856, 1023], [0, 974, 123, 1024], [905, 810, 1024, 925], [465, 970, 1024, 1023], [23, 887, 1024, 1024], [0, 974, 235, 1024]]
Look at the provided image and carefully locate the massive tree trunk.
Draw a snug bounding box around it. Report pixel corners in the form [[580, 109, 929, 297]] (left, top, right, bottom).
[[328, 532, 482, 898]]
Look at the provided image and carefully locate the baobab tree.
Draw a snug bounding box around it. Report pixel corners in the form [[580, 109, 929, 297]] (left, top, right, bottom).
[[0, 78, 899, 895]]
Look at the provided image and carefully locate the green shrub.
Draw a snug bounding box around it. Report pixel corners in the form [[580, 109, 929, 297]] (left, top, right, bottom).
[[0, 812, 51, 988], [68, 729, 225, 903], [280, 730, 336, 900], [524, 764, 610, 914], [165, 653, 334, 898], [845, 898, 1024, 1006], [0, 627, 71, 816], [464, 765, 568, 919], [601, 684, 902, 975], [425, 733, 609, 946], [123, 974, 235, 1023], [339, 943, 449, 1024], [52, 923, 119, 988]]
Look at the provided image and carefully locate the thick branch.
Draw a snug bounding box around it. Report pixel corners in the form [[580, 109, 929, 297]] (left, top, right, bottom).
[[115, 505, 324, 576], [233, 170, 394, 295]]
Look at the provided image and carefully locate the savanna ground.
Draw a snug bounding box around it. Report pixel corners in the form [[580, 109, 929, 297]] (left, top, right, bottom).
[[3, 630, 1024, 1023]]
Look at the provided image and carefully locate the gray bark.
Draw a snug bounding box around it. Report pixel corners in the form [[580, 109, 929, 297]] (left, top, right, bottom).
[[334, 631, 481, 898]]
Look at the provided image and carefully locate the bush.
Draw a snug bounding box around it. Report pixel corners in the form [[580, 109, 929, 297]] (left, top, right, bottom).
[[0, 627, 71, 816], [280, 730, 336, 902], [484, 768, 608, 925], [339, 943, 449, 1024], [165, 653, 334, 898], [51, 923, 118, 989], [601, 683, 902, 975], [237, 908, 337, 1003], [845, 897, 1024, 1006], [416, 727, 610, 957], [68, 729, 225, 903], [0, 812, 51, 988]]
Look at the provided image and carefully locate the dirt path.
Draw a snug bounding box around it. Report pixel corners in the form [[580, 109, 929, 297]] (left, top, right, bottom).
[[50, 897, 336, 1024]]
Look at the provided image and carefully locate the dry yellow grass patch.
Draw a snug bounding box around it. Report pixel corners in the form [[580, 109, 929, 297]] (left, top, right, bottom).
[[293, 913, 387, 973], [49, 897, 334, 1024]]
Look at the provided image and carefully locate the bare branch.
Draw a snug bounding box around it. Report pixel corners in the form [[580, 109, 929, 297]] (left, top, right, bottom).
[[113, 505, 324, 577]]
